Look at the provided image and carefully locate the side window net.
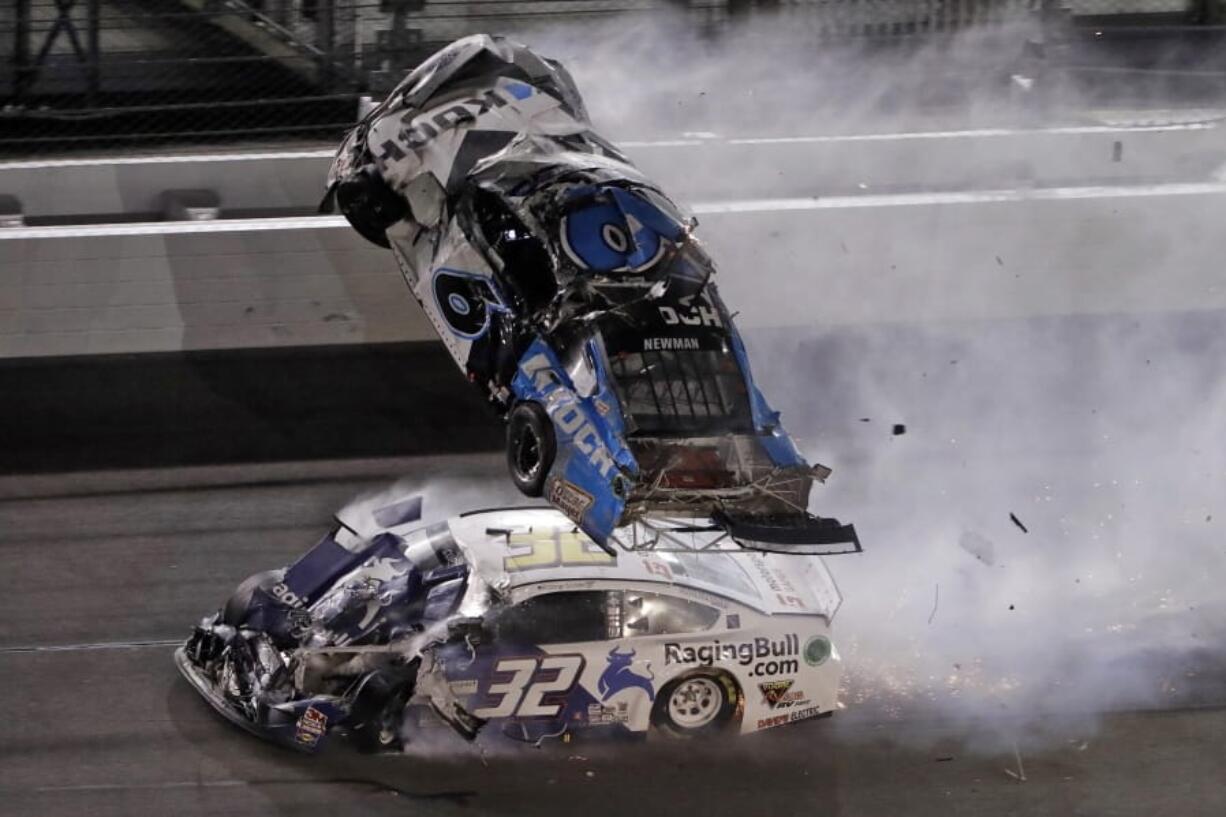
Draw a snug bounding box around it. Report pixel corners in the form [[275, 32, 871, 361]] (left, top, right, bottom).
[[607, 349, 752, 434]]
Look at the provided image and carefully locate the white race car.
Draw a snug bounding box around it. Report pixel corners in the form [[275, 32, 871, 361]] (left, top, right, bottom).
[[177, 499, 845, 750]]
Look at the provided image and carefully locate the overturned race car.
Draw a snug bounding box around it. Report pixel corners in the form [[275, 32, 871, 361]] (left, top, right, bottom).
[[177, 498, 846, 753], [324, 34, 859, 551]]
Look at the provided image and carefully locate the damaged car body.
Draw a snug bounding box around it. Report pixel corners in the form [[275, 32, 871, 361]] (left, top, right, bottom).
[[324, 34, 858, 551], [176, 499, 848, 752]]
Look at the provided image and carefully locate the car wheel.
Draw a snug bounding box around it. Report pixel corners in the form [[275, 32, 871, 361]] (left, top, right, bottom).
[[352, 706, 406, 754], [653, 671, 739, 738], [506, 401, 555, 497], [352, 680, 414, 754]]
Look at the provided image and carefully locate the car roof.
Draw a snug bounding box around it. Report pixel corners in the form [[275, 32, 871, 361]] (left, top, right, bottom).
[[445, 507, 840, 618]]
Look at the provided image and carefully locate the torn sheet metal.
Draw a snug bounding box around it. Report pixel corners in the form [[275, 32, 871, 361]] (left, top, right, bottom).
[[325, 35, 859, 549]]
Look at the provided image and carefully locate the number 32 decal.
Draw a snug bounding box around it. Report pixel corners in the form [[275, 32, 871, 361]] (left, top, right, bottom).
[[473, 655, 585, 719]]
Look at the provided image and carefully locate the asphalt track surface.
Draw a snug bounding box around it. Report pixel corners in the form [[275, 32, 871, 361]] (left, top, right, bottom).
[[2, 456, 1224, 817]]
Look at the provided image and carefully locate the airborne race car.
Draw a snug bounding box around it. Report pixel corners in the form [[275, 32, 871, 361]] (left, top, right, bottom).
[[324, 34, 859, 552], [176, 499, 845, 752]]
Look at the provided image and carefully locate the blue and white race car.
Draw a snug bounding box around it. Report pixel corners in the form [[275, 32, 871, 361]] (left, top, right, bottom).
[[325, 35, 858, 551], [177, 500, 845, 752]]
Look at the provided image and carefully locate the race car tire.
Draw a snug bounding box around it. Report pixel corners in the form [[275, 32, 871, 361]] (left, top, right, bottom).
[[221, 569, 285, 627], [351, 699, 410, 754], [506, 401, 555, 497], [652, 670, 739, 738], [350, 670, 417, 753]]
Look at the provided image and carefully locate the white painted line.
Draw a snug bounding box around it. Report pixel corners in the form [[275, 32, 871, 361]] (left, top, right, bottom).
[[1, 121, 1214, 170], [723, 122, 1215, 146], [0, 215, 348, 239], [0, 149, 337, 170], [689, 182, 1226, 215], [4, 181, 1225, 240], [0, 638, 181, 654]]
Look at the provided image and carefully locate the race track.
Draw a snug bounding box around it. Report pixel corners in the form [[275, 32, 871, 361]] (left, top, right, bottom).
[[2, 457, 1223, 817]]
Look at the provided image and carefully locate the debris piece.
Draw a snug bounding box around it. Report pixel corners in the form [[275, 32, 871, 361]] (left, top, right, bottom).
[[1009, 513, 1029, 533], [928, 584, 940, 625], [1011, 743, 1027, 782], [959, 531, 997, 566], [859, 418, 871, 423], [1112, 140, 1123, 162], [995, 255, 1004, 266], [892, 424, 906, 436], [585, 770, 596, 779], [1008, 604, 1015, 610], [935, 756, 955, 762]]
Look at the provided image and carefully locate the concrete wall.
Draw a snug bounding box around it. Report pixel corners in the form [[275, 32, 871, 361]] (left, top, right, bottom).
[[1, 124, 1223, 358], [0, 227, 428, 358], [3, 186, 1225, 358]]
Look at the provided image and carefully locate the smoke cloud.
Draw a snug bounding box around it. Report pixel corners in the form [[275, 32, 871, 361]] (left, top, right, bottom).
[[513, 15, 1226, 748]]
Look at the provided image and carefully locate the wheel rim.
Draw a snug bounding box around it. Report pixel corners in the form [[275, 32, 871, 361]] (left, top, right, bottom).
[[512, 424, 542, 480], [667, 677, 723, 729]]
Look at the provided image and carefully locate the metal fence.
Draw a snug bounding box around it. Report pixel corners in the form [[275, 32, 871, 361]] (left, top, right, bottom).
[[1, 0, 1223, 153]]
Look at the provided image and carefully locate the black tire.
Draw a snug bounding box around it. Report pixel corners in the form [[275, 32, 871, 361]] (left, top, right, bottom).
[[351, 677, 415, 754], [652, 671, 739, 738], [221, 569, 284, 627], [506, 401, 555, 497]]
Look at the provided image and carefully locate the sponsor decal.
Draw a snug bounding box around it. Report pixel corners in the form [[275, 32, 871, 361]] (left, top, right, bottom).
[[658, 302, 721, 328], [449, 678, 479, 697], [642, 557, 673, 580], [597, 646, 655, 702], [664, 635, 800, 678], [746, 557, 808, 610], [294, 706, 329, 747], [269, 582, 306, 609], [547, 478, 594, 526], [758, 679, 807, 709], [586, 700, 631, 725], [643, 336, 701, 351], [726, 613, 741, 630], [432, 269, 499, 339], [593, 398, 612, 417], [391, 86, 521, 152], [520, 353, 618, 480], [756, 705, 823, 731], [803, 635, 832, 667]]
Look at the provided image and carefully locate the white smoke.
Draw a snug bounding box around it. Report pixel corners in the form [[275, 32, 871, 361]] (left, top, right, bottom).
[[509, 14, 1226, 749]]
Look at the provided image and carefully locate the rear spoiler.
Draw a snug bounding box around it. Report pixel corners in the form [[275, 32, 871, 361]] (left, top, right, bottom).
[[611, 512, 861, 556], [714, 511, 862, 556]]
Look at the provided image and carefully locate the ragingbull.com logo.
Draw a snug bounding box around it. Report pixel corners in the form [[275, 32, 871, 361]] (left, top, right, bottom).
[[664, 635, 800, 677]]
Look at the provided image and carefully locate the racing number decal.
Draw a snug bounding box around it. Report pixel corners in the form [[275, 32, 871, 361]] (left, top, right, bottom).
[[472, 658, 535, 718], [473, 655, 585, 719], [502, 530, 615, 572]]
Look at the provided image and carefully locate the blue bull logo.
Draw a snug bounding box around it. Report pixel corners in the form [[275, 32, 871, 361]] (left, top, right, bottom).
[[598, 647, 655, 701]]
